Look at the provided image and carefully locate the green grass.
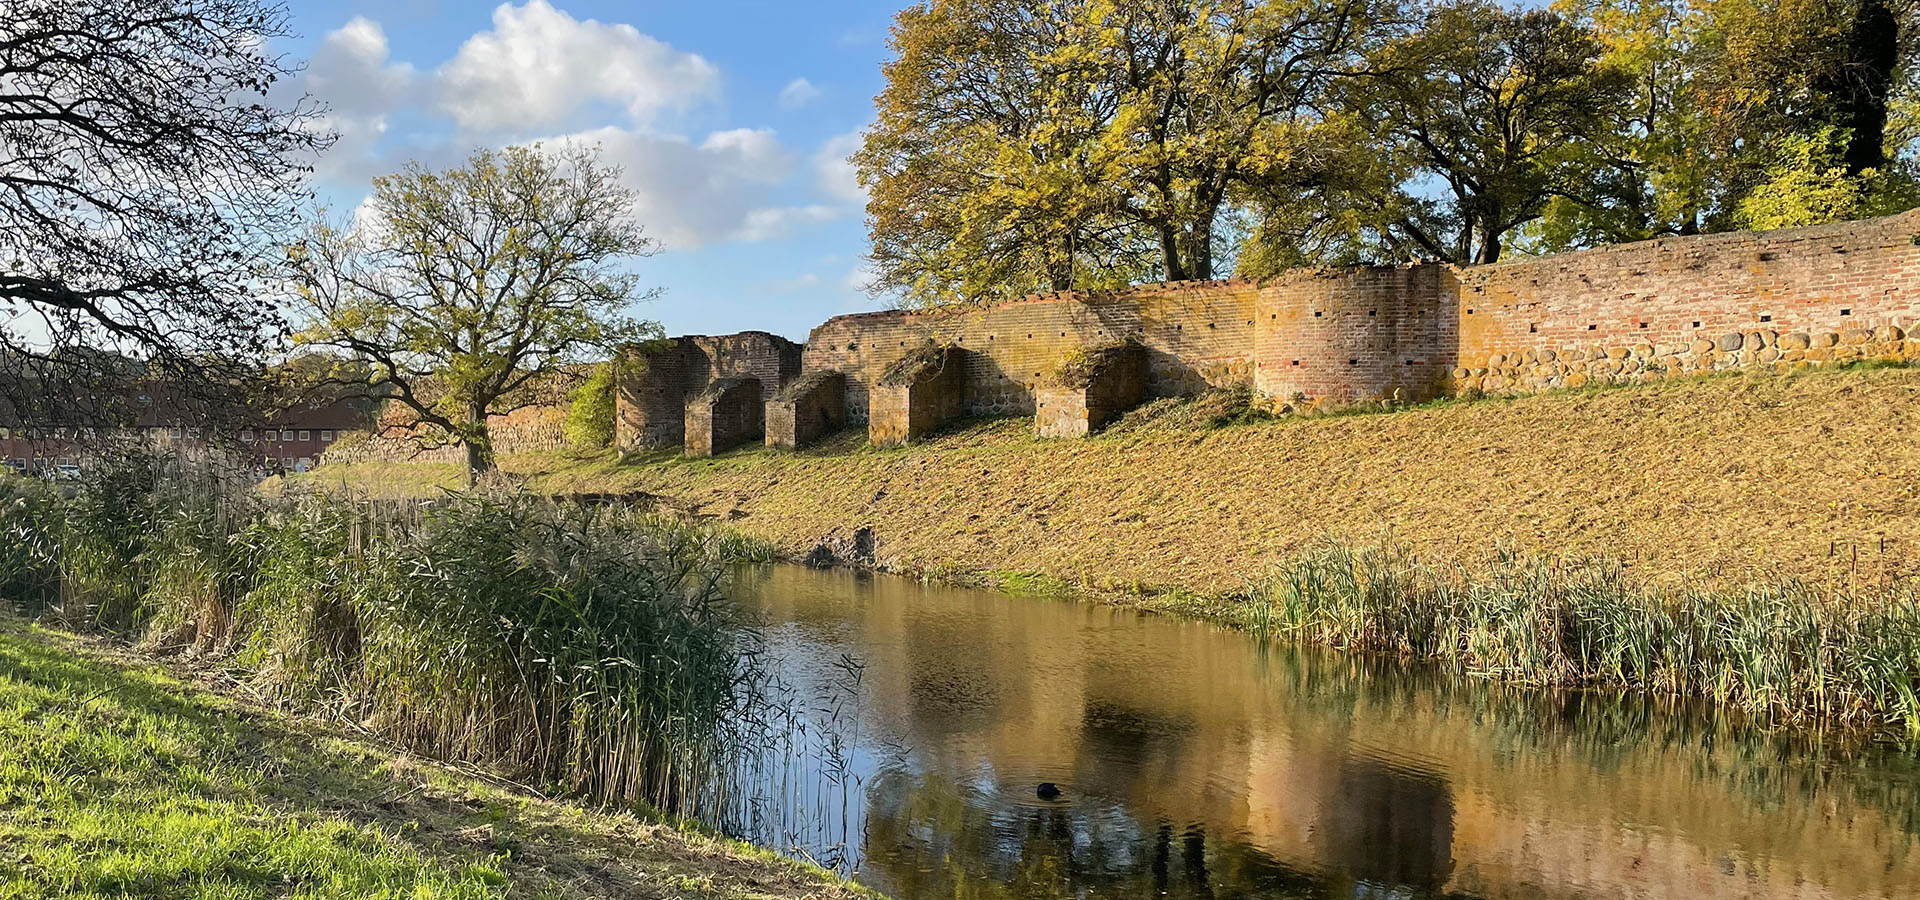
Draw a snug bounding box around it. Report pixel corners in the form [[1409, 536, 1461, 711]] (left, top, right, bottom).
[[0, 622, 872, 900]]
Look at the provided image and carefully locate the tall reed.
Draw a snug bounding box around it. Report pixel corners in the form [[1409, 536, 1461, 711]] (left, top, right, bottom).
[[1254, 544, 1920, 731], [0, 452, 784, 817]]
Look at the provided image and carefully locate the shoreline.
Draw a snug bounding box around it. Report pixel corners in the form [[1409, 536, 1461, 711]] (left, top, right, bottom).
[[0, 620, 880, 900], [295, 364, 1920, 731]]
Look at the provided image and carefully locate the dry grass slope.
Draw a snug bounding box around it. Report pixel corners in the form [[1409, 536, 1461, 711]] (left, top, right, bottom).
[[303, 366, 1920, 602]]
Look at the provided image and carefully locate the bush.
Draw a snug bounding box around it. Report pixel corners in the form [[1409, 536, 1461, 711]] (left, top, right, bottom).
[[564, 362, 618, 451]]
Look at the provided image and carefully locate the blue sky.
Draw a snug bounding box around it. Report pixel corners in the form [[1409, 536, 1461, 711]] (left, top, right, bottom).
[[277, 0, 907, 341]]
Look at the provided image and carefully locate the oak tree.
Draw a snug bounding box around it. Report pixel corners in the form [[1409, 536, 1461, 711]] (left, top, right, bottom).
[[282, 144, 658, 484]]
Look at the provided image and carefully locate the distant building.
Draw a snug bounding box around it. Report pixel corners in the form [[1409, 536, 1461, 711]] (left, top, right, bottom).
[[0, 393, 379, 475]]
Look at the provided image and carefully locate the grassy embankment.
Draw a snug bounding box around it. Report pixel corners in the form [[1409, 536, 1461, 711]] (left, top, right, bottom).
[[299, 364, 1920, 730], [0, 622, 870, 900], [0, 462, 872, 898]]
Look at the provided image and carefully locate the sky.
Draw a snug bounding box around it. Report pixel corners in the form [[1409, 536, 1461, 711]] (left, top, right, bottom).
[[276, 0, 907, 342]]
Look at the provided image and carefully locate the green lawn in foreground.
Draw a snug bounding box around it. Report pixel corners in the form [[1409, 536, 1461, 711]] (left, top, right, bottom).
[[0, 624, 871, 900]]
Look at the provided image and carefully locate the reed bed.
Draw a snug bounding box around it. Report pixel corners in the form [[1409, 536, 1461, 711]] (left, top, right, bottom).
[[1252, 544, 1920, 732], [0, 450, 799, 820]]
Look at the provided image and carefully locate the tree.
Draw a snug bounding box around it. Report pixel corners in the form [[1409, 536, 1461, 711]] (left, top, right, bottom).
[[856, 0, 1149, 308], [1072, 0, 1387, 280], [282, 145, 658, 484], [1334, 1, 1634, 264], [0, 0, 327, 429], [857, 0, 1384, 306]]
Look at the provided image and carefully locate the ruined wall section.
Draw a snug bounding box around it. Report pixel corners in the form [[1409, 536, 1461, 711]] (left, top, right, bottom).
[[1452, 210, 1920, 393], [804, 282, 1261, 422], [1255, 266, 1457, 404]]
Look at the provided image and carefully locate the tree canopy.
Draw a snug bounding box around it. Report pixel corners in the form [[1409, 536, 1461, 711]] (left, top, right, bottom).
[[281, 144, 658, 483], [0, 0, 328, 427], [858, 0, 1919, 299]]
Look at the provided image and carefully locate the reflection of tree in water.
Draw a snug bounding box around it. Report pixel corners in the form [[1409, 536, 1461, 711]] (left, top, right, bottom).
[[856, 767, 1480, 900]]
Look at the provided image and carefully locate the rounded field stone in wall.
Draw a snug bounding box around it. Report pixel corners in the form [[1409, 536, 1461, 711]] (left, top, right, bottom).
[[1632, 343, 1653, 358], [1783, 349, 1806, 361], [1779, 332, 1812, 350], [1607, 346, 1630, 360], [1565, 372, 1589, 387], [1716, 332, 1744, 352], [1876, 325, 1906, 342], [1745, 331, 1769, 349], [1758, 347, 1780, 363], [1453, 366, 1471, 379], [1691, 339, 1716, 355], [1812, 332, 1840, 348], [1488, 352, 1506, 367], [1842, 328, 1873, 346], [1537, 348, 1557, 362]]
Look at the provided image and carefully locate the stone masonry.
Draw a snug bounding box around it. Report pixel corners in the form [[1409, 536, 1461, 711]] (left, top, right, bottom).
[[868, 344, 966, 447], [614, 209, 1920, 454], [766, 371, 847, 451], [1035, 342, 1148, 438], [684, 377, 763, 458]]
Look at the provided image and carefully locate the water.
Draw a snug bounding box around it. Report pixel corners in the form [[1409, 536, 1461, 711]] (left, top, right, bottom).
[[727, 564, 1920, 899]]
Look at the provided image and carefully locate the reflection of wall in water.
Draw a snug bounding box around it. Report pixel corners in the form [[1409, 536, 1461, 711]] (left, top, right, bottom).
[[1322, 759, 1456, 892], [739, 567, 1920, 900]]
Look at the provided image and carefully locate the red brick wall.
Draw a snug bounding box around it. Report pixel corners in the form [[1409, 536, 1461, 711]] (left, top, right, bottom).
[[1452, 209, 1920, 390], [1255, 266, 1457, 404], [803, 282, 1260, 422]]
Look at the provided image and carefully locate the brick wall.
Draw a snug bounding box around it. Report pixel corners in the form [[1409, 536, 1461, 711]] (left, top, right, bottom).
[[1450, 209, 1920, 393], [616, 332, 802, 450], [803, 282, 1260, 422], [1256, 266, 1457, 403], [616, 209, 1920, 447]]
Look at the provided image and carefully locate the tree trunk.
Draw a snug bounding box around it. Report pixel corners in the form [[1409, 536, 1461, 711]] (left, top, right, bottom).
[[1833, 0, 1898, 175], [463, 403, 495, 487], [1187, 213, 1214, 280], [1158, 224, 1188, 282]]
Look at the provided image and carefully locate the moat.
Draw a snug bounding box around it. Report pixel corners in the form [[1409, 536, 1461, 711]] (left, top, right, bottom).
[[731, 565, 1920, 900]]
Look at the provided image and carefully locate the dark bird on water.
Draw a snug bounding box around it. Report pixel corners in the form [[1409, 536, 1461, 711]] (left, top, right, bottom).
[[1036, 782, 1061, 800]]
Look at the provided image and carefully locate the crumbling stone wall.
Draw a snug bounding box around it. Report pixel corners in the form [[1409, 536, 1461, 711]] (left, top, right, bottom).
[[803, 282, 1259, 423], [614, 208, 1920, 452], [766, 371, 846, 450], [1035, 342, 1148, 438], [868, 344, 967, 446], [1448, 210, 1920, 394], [685, 377, 763, 458], [616, 332, 802, 450]]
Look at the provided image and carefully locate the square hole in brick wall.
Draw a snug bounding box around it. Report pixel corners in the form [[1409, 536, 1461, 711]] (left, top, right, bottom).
[[1587, 324, 1598, 331], [1368, 310, 1376, 316], [1528, 323, 1538, 333], [1760, 314, 1773, 322], [1692, 321, 1701, 328], [1639, 322, 1649, 329], [1314, 311, 1323, 318], [1348, 359, 1358, 366], [1291, 360, 1300, 366], [1841, 308, 1853, 316]]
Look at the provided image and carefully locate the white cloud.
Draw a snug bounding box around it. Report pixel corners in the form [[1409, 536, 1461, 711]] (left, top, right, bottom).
[[814, 129, 867, 209], [438, 0, 719, 134], [735, 205, 840, 242], [551, 126, 822, 249], [777, 77, 821, 110], [297, 18, 419, 180]]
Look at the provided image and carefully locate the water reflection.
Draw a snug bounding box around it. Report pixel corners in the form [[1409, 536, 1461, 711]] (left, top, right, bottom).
[[733, 565, 1920, 899]]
